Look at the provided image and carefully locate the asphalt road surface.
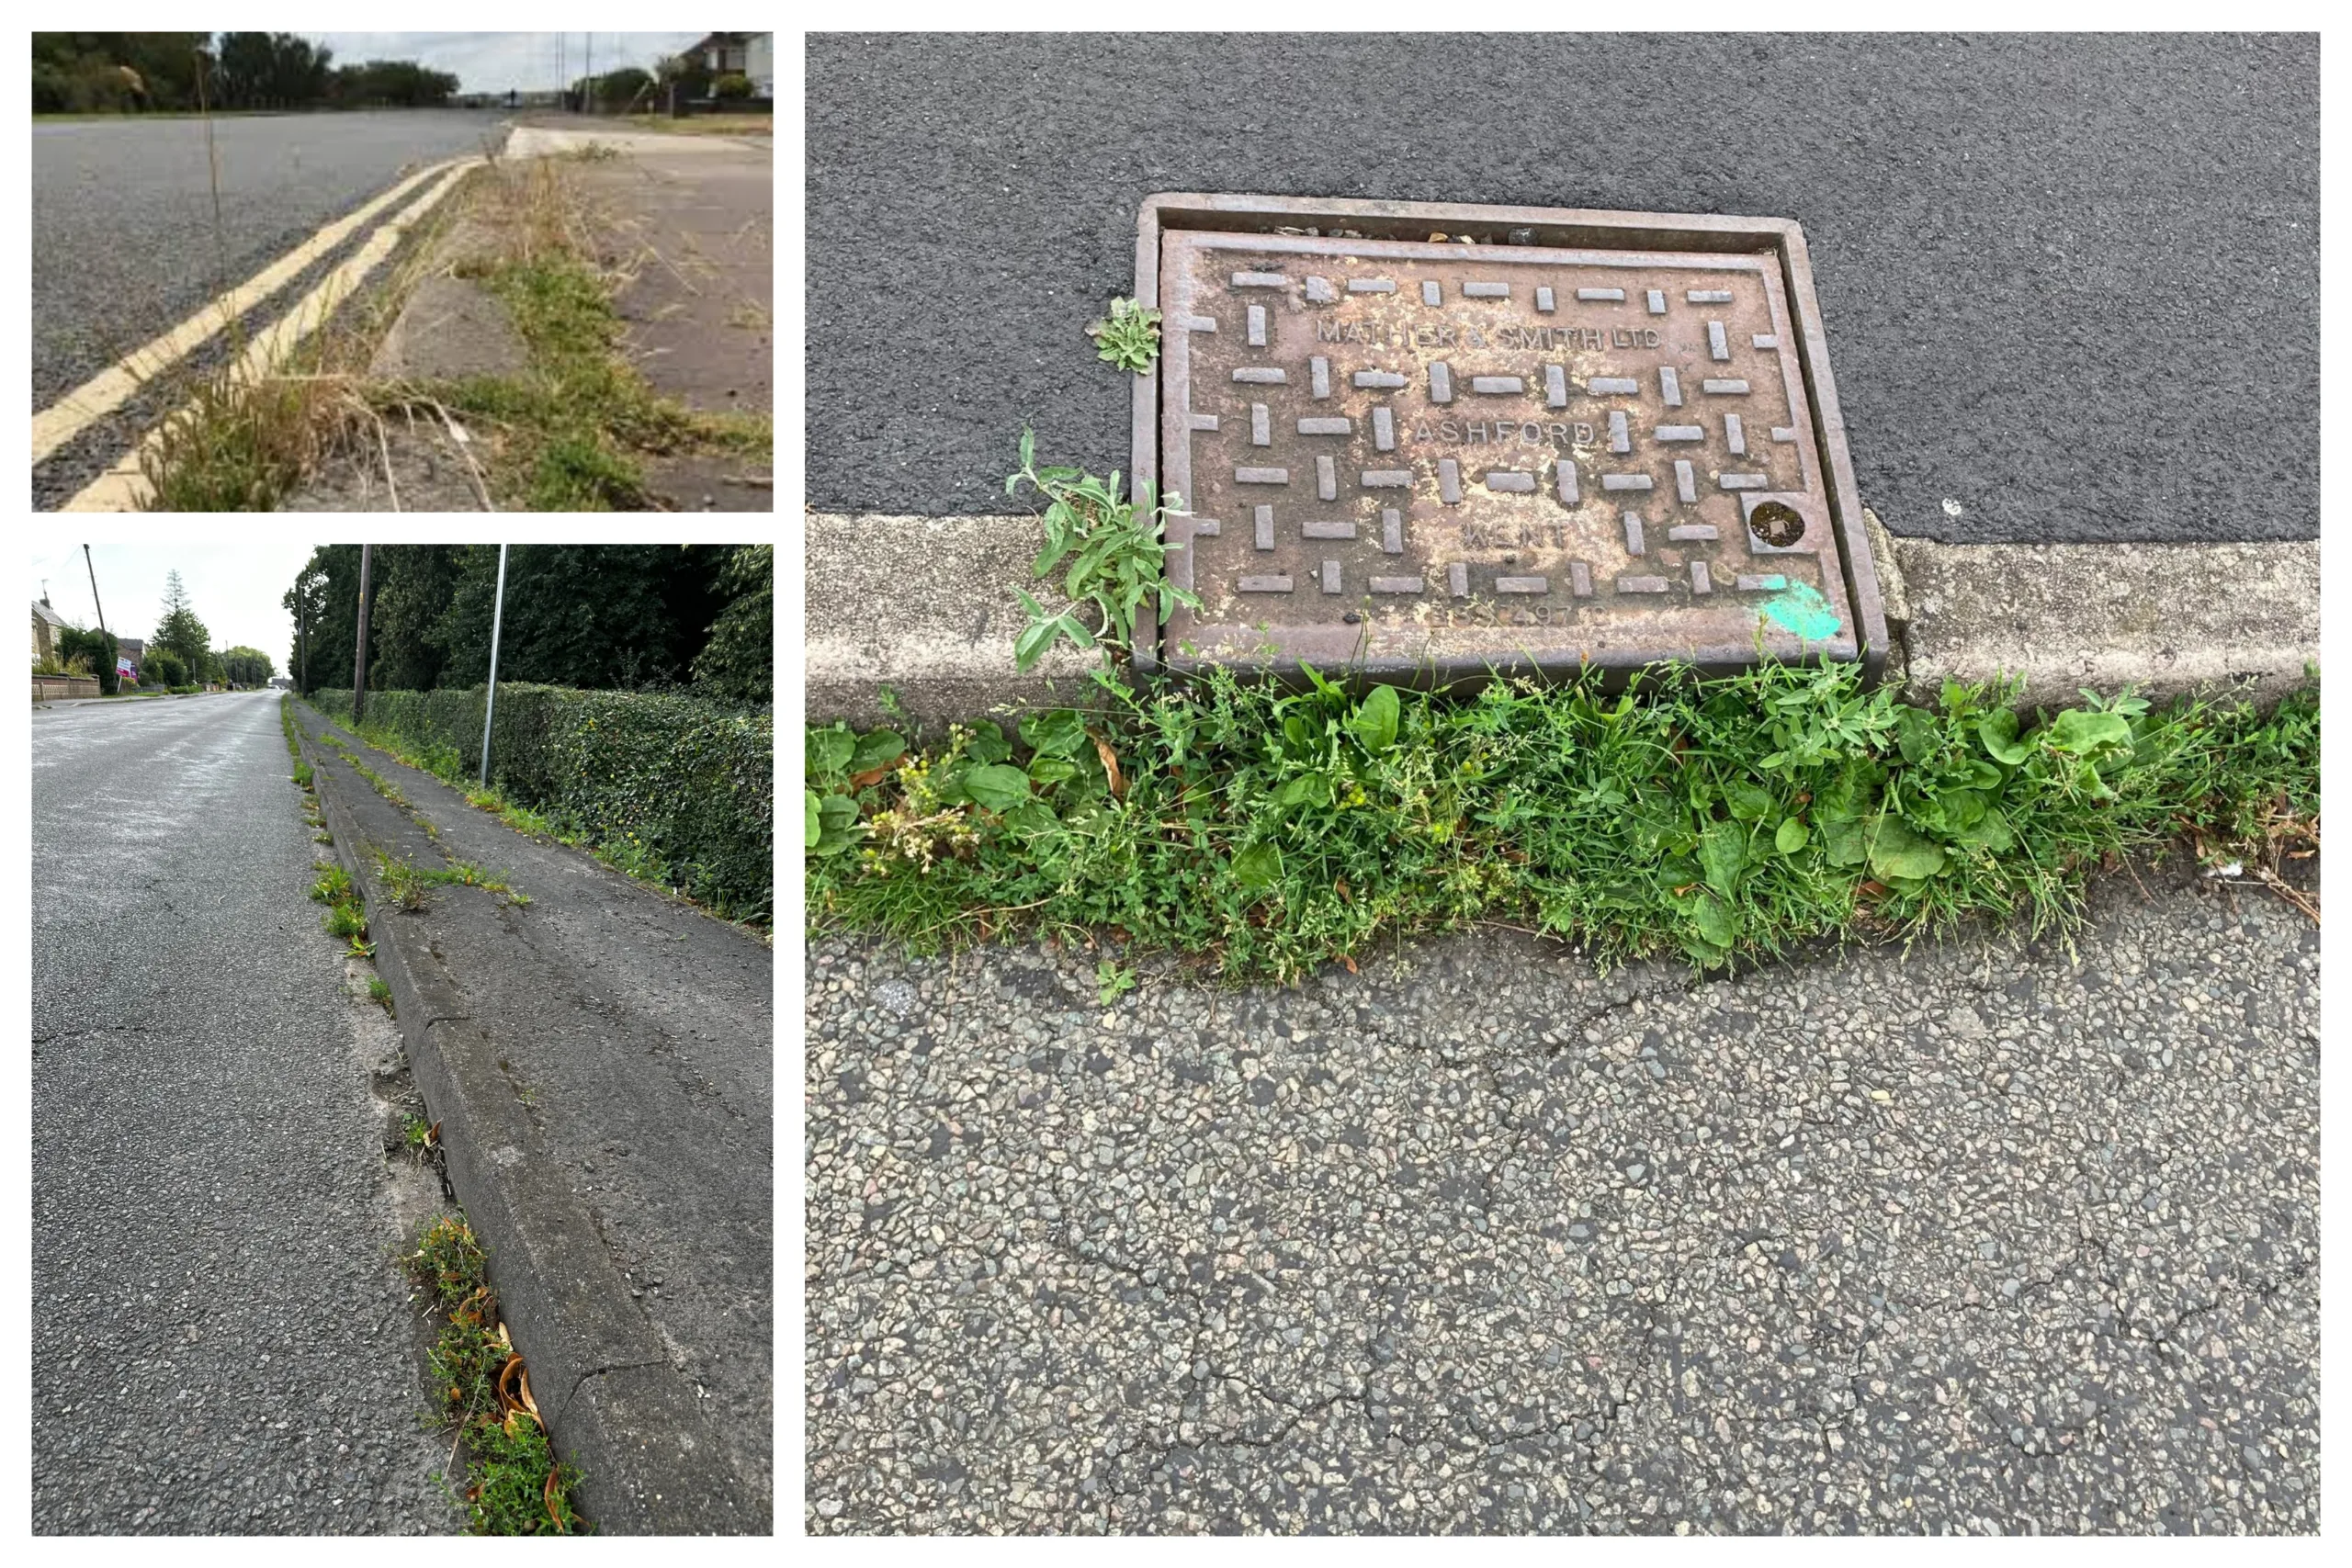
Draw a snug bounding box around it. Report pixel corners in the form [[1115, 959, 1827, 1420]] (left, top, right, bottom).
[[808, 869, 2319, 1533], [32, 693, 456, 1534], [31, 109, 509, 411], [806, 33, 2316, 545]]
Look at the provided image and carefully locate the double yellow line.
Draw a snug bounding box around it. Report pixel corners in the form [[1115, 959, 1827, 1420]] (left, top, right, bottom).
[[37, 154, 481, 512]]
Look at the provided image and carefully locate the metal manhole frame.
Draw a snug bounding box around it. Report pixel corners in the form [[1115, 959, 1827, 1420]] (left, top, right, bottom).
[[1127, 191, 1889, 688]]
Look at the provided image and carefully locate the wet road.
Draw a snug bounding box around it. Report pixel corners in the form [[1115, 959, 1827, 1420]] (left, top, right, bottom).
[[31, 693, 456, 1533]]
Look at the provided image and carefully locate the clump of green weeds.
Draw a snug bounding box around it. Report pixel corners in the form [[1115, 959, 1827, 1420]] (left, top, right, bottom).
[[368, 159, 766, 511], [368, 976, 395, 1014], [312, 864, 354, 905], [1085, 296, 1161, 372], [805, 661, 2320, 981], [403, 1113, 435, 1149], [373, 847, 528, 910], [404, 1215, 586, 1534], [1004, 430, 1199, 671]]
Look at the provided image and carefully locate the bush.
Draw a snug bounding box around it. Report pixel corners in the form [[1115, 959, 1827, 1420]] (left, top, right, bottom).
[[313, 683, 772, 923], [713, 72, 752, 99], [57, 626, 120, 695], [143, 649, 188, 689], [598, 65, 652, 108]]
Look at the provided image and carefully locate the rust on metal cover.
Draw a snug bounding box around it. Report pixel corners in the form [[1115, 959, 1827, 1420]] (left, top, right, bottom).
[[1133, 197, 1883, 687]]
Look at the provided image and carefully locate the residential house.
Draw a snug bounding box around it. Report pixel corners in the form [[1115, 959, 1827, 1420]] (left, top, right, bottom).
[[688, 32, 750, 77], [31, 597, 68, 663], [746, 32, 772, 98], [114, 637, 144, 682]]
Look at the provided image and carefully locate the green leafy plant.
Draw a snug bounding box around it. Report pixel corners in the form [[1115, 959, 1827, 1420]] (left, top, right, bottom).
[[1084, 296, 1161, 372], [368, 976, 395, 1013], [804, 660, 2318, 981], [1004, 430, 1200, 671], [404, 1215, 585, 1534]]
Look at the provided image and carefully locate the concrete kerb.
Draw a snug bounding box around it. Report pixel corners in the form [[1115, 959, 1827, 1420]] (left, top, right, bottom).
[[806, 513, 1102, 733], [805, 514, 2316, 725], [290, 706, 758, 1533]]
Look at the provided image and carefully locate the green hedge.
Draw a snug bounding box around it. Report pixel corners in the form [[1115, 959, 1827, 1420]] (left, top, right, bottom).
[[312, 683, 772, 922]]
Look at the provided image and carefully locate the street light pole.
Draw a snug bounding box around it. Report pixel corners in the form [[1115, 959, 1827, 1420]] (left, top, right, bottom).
[[352, 545, 374, 727], [480, 544, 509, 786]]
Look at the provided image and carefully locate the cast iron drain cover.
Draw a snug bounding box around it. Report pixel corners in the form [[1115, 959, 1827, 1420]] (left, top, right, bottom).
[[1129, 195, 1888, 687]]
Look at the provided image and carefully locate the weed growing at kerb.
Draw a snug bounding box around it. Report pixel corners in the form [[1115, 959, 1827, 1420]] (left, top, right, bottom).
[[405, 1215, 585, 1534], [807, 661, 2318, 982], [1084, 296, 1161, 372]]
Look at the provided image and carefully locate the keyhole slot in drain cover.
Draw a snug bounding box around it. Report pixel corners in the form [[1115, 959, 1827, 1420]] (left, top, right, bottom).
[[1746, 501, 1806, 549]]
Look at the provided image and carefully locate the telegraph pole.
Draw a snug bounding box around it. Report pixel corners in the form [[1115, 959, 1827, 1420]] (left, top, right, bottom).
[[583, 34, 593, 114], [480, 545, 510, 785], [83, 545, 107, 633], [352, 545, 373, 726]]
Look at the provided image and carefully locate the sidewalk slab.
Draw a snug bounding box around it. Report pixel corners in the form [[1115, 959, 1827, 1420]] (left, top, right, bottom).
[[292, 703, 771, 1533]]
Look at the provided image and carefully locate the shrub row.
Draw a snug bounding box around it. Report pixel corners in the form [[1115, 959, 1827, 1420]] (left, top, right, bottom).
[[313, 683, 772, 922]]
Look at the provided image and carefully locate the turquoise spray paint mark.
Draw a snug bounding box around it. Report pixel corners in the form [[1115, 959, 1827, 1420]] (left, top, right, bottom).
[[1758, 581, 1841, 641]]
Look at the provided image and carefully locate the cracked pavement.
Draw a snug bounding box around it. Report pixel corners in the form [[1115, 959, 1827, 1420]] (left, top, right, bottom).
[[806, 863, 2319, 1533], [33, 693, 456, 1532]]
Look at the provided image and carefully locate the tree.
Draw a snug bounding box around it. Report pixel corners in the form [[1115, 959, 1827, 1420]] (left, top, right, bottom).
[[33, 33, 209, 113], [143, 649, 188, 689], [713, 72, 752, 100], [283, 558, 331, 694], [287, 544, 746, 697], [153, 570, 212, 677], [655, 52, 712, 101], [428, 545, 729, 691], [210, 31, 330, 110], [364, 546, 462, 691], [56, 625, 120, 694], [691, 545, 771, 704], [598, 66, 653, 110], [221, 646, 275, 687]]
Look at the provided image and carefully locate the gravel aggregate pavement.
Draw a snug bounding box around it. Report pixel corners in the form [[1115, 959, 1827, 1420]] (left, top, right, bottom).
[[806, 869, 2319, 1533], [807, 32, 2315, 545], [33, 693, 457, 1534]]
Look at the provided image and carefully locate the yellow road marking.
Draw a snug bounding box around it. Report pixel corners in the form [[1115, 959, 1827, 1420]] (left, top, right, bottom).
[[32, 157, 465, 467], [62, 160, 480, 513]]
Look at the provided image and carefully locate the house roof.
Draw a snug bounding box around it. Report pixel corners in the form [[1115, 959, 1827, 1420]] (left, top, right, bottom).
[[687, 32, 750, 54], [32, 599, 68, 628]]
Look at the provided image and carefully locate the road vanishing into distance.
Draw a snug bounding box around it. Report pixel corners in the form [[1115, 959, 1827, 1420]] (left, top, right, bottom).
[[31, 694, 455, 1533], [31, 108, 510, 507]]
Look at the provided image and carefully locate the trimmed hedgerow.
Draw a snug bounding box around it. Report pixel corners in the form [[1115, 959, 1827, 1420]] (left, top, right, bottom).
[[317, 683, 771, 923]]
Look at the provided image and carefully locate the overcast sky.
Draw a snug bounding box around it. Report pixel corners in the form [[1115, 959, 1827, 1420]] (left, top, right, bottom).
[[302, 32, 707, 95], [31, 544, 319, 671]]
